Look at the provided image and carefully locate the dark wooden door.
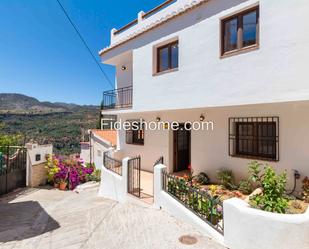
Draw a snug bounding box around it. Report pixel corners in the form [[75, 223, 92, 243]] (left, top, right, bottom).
[[173, 124, 191, 172]]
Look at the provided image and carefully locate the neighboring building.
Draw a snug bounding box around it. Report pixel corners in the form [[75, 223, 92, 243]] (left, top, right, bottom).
[[99, 0, 309, 188], [80, 129, 117, 168]]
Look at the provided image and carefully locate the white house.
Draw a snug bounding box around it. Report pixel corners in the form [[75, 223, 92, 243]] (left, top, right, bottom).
[[80, 129, 117, 169], [99, 0, 309, 189]]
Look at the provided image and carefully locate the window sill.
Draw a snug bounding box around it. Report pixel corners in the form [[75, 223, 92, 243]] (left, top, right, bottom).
[[230, 154, 278, 162], [153, 68, 178, 77], [220, 44, 259, 59], [126, 143, 144, 146]]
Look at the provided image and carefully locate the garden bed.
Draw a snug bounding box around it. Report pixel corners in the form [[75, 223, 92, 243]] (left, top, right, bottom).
[[173, 161, 308, 215]]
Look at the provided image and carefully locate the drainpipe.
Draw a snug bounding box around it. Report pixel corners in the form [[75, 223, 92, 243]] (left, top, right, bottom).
[[89, 130, 93, 165]]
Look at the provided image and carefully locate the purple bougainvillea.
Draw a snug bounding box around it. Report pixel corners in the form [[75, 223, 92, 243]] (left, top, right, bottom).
[[51, 156, 94, 190]]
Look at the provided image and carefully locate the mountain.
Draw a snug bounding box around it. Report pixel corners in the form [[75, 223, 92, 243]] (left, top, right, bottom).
[[0, 93, 99, 114], [0, 93, 100, 155]]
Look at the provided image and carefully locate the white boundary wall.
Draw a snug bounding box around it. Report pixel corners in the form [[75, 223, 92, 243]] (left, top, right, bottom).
[[153, 164, 225, 244], [98, 156, 129, 203], [25, 143, 53, 186], [224, 198, 309, 249]]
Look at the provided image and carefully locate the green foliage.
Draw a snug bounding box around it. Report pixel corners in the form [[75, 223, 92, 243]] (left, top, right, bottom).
[[194, 172, 210, 185], [0, 107, 99, 155], [248, 161, 263, 183], [248, 161, 288, 213], [86, 169, 101, 182], [217, 168, 237, 190], [238, 179, 253, 195], [167, 176, 223, 225], [302, 177, 309, 203], [0, 122, 22, 150], [45, 155, 59, 183]]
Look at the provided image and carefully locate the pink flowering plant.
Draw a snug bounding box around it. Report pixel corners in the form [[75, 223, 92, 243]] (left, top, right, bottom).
[[46, 155, 94, 190]]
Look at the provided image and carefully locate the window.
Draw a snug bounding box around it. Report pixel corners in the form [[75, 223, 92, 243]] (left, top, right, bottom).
[[157, 41, 178, 73], [126, 121, 144, 145], [97, 150, 102, 157], [35, 154, 41, 161], [229, 117, 279, 161], [221, 6, 259, 56]]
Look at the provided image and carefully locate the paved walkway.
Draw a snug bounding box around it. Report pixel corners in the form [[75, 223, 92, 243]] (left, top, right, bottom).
[[0, 186, 226, 249]]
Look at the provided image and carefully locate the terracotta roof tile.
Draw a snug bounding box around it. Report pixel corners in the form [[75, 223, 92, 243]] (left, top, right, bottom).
[[99, 0, 209, 56], [91, 129, 117, 146]]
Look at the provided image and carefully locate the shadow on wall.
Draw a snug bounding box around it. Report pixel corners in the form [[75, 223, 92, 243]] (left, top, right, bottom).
[[0, 200, 60, 243]]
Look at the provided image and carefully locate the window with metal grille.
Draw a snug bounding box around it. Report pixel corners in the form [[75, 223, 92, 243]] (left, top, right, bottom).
[[229, 117, 279, 161], [126, 121, 144, 145]]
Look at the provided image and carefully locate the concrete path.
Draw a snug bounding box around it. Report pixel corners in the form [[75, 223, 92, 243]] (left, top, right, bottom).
[[0, 187, 226, 249]]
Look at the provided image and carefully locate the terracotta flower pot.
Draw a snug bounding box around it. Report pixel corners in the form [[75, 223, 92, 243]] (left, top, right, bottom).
[[59, 182, 67, 191]]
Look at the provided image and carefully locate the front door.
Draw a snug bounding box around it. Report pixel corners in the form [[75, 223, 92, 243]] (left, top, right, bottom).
[[173, 124, 191, 172]]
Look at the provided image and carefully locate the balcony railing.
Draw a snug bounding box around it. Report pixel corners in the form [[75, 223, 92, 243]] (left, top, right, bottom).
[[102, 86, 133, 110]]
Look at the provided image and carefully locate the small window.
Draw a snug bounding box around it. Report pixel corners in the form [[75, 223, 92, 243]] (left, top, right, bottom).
[[229, 117, 279, 161], [97, 150, 102, 157], [126, 121, 144, 145], [157, 41, 178, 73], [221, 6, 259, 56], [35, 154, 41, 161]]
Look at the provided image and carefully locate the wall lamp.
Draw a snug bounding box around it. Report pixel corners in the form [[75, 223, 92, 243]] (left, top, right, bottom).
[[156, 117, 161, 122], [121, 66, 127, 71], [199, 114, 205, 121]]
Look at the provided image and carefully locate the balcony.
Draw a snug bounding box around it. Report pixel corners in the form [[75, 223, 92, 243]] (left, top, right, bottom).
[[101, 86, 133, 110]]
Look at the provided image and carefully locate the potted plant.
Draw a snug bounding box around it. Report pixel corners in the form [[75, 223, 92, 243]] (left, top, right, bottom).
[[59, 178, 67, 191], [53, 177, 60, 188]]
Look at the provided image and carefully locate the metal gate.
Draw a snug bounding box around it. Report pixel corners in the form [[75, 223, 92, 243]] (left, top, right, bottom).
[[0, 146, 27, 195], [127, 156, 141, 198]]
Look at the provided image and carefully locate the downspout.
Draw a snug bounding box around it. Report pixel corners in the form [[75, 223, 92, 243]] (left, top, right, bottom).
[[89, 130, 93, 165]]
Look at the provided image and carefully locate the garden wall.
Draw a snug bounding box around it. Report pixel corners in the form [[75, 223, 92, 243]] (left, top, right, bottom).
[[153, 164, 225, 244], [26, 143, 53, 187], [224, 198, 309, 249], [98, 157, 129, 203]]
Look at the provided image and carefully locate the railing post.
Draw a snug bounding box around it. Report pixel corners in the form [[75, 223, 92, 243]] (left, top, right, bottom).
[[138, 11, 145, 23], [153, 164, 167, 209], [122, 157, 130, 196]]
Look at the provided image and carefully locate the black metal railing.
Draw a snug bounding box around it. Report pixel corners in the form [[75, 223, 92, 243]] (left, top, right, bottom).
[[103, 151, 122, 175], [153, 156, 164, 167], [162, 170, 224, 234], [0, 146, 27, 195], [102, 86, 133, 110]]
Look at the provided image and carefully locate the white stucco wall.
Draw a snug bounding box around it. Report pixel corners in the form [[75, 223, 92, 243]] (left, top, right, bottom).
[[88, 133, 114, 169], [117, 100, 309, 190], [153, 164, 225, 244], [80, 143, 90, 163], [98, 157, 129, 203], [102, 0, 309, 112], [224, 198, 309, 249], [25, 143, 53, 186]]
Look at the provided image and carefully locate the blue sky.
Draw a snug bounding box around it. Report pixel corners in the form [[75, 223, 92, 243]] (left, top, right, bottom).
[[0, 0, 163, 105]]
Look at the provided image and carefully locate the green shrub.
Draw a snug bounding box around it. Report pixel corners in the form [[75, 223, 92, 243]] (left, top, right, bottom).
[[238, 179, 252, 195], [217, 168, 236, 190], [302, 177, 309, 203], [86, 169, 101, 182], [248, 161, 288, 213], [195, 172, 210, 185]]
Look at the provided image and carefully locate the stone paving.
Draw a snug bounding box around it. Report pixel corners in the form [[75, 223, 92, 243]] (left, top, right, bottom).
[[0, 186, 226, 249]]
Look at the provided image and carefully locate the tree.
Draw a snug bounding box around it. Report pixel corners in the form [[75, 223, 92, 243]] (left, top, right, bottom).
[[0, 122, 22, 148]]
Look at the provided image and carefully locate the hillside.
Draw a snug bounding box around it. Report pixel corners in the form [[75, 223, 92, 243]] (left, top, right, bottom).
[[0, 93, 100, 155]]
